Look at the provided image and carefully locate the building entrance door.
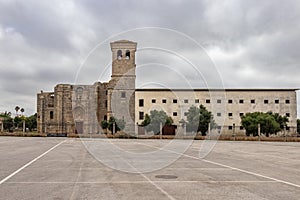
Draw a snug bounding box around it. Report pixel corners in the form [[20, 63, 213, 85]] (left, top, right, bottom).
[[75, 121, 83, 134]]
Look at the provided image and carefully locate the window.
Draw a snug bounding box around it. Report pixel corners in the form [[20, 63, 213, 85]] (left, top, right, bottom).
[[228, 126, 233, 130], [184, 99, 188, 103], [217, 113, 221, 117], [104, 115, 107, 120], [286, 113, 290, 117], [162, 99, 167, 103], [228, 113, 233, 117], [195, 99, 199, 103], [139, 112, 144, 120], [264, 100, 269, 104], [50, 111, 54, 119], [139, 99, 144, 107], [206, 99, 210, 104], [240, 126, 244, 130], [117, 50, 122, 60], [76, 87, 83, 93], [286, 100, 290, 104], [251, 99, 255, 104], [125, 50, 130, 60], [228, 99, 233, 104], [217, 126, 221, 130], [217, 99, 222, 103], [286, 126, 290, 131], [173, 112, 177, 116], [240, 113, 244, 117], [173, 99, 177, 103], [105, 90, 108, 95], [121, 92, 126, 98], [152, 99, 156, 103], [239, 99, 244, 104], [275, 99, 279, 104]]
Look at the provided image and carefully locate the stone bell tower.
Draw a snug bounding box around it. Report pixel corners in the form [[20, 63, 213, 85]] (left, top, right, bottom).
[[107, 40, 137, 134]]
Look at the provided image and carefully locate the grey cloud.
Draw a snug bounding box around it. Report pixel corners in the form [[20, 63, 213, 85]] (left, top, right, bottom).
[[0, 0, 300, 116]]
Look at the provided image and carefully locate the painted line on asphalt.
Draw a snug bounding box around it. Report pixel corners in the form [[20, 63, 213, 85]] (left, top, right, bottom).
[[137, 142, 300, 189], [0, 140, 67, 185], [110, 147, 177, 200]]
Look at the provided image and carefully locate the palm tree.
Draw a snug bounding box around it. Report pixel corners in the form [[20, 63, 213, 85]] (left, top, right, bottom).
[[15, 106, 20, 116], [20, 108, 25, 116]]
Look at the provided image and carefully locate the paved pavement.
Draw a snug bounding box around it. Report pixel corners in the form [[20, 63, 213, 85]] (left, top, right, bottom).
[[0, 137, 299, 200]]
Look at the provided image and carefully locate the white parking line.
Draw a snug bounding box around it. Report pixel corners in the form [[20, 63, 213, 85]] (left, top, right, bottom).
[[137, 142, 300, 189], [0, 140, 66, 185]]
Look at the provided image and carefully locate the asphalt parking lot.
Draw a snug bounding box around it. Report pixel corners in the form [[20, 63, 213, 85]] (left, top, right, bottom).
[[0, 137, 299, 200]]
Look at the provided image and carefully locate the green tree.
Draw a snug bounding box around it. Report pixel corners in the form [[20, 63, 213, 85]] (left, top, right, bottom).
[[241, 112, 282, 137], [14, 116, 24, 128], [20, 108, 25, 116], [15, 106, 20, 116], [297, 119, 300, 134], [141, 114, 151, 127], [141, 110, 173, 134], [25, 113, 37, 131], [186, 104, 216, 136], [0, 112, 13, 131], [102, 116, 126, 133], [267, 112, 289, 129], [100, 120, 108, 129]]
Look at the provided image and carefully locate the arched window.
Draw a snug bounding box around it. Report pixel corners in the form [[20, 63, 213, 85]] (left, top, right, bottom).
[[117, 50, 122, 60], [125, 50, 130, 60], [76, 87, 83, 93], [50, 111, 54, 119]]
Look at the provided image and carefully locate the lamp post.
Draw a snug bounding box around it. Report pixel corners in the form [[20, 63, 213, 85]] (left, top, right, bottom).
[[258, 123, 261, 141], [233, 123, 236, 141]]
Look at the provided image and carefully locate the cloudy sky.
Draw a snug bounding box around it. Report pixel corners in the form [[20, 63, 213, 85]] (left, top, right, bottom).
[[0, 0, 299, 117]]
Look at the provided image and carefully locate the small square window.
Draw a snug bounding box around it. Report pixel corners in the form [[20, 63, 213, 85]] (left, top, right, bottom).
[[240, 126, 244, 130], [195, 99, 200, 103], [228, 126, 233, 130], [217, 99, 221, 103], [228, 113, 233, 117], [251, 99, 255, 104], [139, 99, 144, 107], [121, 92, 126, 98], [184, 99, 188, 103], [286, 126, 290, 131], [173, 99, 177, 103], [217, 113, 221, 117], [275, 99, 279, 104], [173, 112, 177, 116], [139, 112, 144, 120], [162, 99, 167, 103], [206, 99, 210, 104], [286, 100, 290, 104], [240, 113, 244, 116], [239, 99, 244, 104], [152, 99, 156, 103], [264, 100, 269, 104], [286, 113, 290, 117], [228, 99, 233, 104]]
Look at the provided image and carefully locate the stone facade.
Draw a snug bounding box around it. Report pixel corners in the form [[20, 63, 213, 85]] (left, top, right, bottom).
[[37, 40, 137, 135], [37, 40, 298, 136]]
